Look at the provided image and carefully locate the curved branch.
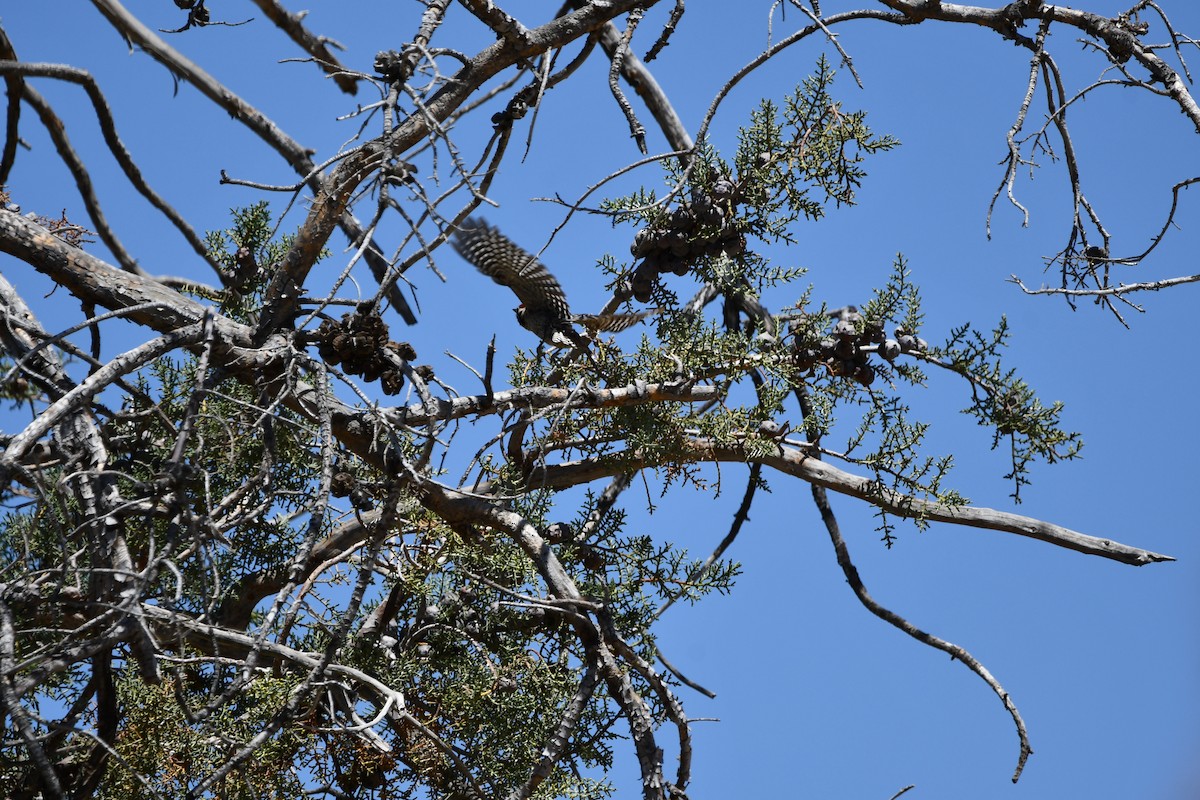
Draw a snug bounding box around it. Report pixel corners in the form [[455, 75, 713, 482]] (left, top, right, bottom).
[[808, 467, 1031, 781], [0, 26, 24, 185], [508, 664, 601, 800], [515, 439, 1174, 565], [18, 81, 146, 276], [0, 60, 219, 272], [595, 19, 693, 153]]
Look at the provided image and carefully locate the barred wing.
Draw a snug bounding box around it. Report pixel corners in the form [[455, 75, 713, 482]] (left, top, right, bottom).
[[574, 308, 659, 334], [451, 218, 572, 319]]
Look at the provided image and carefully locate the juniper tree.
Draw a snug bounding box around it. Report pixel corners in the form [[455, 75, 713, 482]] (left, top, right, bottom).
[[0, 3, 1192, 799]]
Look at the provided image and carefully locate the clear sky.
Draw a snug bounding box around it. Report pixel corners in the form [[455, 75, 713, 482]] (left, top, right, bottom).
[[1, 2, 1196, 799]]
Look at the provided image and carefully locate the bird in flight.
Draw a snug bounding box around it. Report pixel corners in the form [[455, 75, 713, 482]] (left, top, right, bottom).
[[451, 218, 651, 352]]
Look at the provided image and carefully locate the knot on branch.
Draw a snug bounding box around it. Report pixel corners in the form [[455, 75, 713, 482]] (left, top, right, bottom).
[[380, 158, 419, 189], [493, 71, 559, 132], [172, 0, 209, 26], [374, 48, 416, 84], [228, 245, 259, 291], [1105, 14, 1149, 64], [1115, 12, 1150, 37], [163, 0, 249, 32], [998, 0, 1043, 43], [491, 96, 529, 130]]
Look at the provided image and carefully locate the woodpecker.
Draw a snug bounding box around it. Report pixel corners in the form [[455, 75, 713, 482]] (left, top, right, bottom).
[[451, 218, 651, 351]]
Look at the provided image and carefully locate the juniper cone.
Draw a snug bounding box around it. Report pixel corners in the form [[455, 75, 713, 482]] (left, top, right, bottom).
[[451, 218, 652, 350]]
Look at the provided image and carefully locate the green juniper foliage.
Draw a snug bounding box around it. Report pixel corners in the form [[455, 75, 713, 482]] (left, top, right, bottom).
[[597, 60, 1076, 538]]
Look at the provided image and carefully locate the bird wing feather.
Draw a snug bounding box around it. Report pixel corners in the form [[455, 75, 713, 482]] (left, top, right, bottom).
[[452, 218, 571, 318], [573, 309, 658, 334]]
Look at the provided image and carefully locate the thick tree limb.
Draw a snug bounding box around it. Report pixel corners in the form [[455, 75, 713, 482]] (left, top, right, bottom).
[[515, 440, 1174, 565]]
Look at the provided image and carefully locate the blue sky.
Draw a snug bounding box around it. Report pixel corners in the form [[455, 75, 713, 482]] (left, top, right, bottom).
[[1, 2, 1196, 798]]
